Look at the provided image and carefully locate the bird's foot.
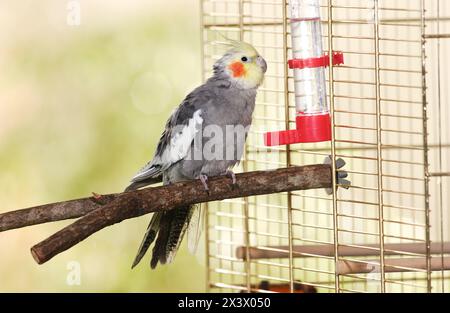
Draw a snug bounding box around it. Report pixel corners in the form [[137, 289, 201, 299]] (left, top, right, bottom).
[[199, 174, 209, 193], [323, 155, 351, 195], [225, 170, 237, 185]]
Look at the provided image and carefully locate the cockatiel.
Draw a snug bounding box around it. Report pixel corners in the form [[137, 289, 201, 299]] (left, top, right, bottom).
[[126, 40, 267, 269]]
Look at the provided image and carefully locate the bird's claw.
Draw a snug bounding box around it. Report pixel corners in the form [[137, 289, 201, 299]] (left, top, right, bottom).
[[199, 174, 210, 193], [225, 170, 237, 185], [323, 155, 351, 195]]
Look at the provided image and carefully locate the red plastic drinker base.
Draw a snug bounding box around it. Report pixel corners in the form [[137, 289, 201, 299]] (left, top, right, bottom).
[[264, 113, 331, 146]]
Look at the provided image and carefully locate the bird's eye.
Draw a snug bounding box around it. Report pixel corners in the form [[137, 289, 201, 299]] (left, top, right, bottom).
[[241, 56, 248, 62]]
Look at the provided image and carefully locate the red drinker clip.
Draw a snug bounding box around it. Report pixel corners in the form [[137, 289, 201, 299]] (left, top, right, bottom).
[[288, 51, 344, 70]]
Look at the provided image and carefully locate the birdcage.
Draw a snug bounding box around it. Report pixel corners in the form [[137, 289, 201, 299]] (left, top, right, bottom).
[[200, 0, 450, 293]]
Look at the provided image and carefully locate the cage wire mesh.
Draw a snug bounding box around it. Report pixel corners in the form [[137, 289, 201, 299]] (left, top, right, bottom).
[[200, 0, 450, 293]]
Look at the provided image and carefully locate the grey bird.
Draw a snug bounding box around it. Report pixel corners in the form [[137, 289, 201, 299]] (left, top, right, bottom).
[[126, 40, 267, 269]]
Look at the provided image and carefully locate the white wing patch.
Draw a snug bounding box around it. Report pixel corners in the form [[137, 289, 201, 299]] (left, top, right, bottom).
[[159, 109, 203, 166], [130, 109, 203, 182]]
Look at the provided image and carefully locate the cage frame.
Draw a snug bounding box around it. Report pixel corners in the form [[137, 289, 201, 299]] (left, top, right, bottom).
[[200, 0, 448, 293]]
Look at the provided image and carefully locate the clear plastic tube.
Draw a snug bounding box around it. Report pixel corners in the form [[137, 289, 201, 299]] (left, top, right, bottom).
[[290, 0, 329, 115]]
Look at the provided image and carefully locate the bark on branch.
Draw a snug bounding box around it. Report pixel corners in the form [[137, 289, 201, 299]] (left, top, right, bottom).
[[0, 164, 332, 265]]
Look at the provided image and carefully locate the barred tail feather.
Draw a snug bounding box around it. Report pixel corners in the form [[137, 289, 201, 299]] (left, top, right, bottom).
[[131, 212, 162, 268], [150, 205, 194, 269]]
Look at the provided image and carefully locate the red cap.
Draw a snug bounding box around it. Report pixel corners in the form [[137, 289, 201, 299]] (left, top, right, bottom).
[[264, 113, 331, 146]]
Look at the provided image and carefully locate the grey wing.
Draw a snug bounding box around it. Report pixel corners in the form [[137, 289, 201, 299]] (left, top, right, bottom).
[[126, 88, 210, 190]]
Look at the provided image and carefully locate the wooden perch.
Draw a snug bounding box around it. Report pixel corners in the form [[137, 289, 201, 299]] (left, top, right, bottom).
[[236, 242, 450, 259], [236, 243, 450, 274], [0, 194, 119, 232], [0, 164, 332, 265]]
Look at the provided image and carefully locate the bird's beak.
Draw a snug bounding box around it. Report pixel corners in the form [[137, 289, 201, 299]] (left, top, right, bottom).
[[256, 56, 267, 73]]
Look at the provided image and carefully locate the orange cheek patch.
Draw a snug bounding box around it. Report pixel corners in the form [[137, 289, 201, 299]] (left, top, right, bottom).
[[229, 61, 246, 78]]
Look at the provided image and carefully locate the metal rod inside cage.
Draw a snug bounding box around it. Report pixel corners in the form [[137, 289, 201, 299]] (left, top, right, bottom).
[[337, 257, 450, 275]]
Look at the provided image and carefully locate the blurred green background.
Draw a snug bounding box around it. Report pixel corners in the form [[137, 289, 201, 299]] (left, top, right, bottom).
[[0, 0, 205, 292]]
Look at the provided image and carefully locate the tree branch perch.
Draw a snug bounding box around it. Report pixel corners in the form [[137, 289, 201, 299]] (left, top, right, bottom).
[[0, 194, 119, 232], [0, 164, 332, 265]]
